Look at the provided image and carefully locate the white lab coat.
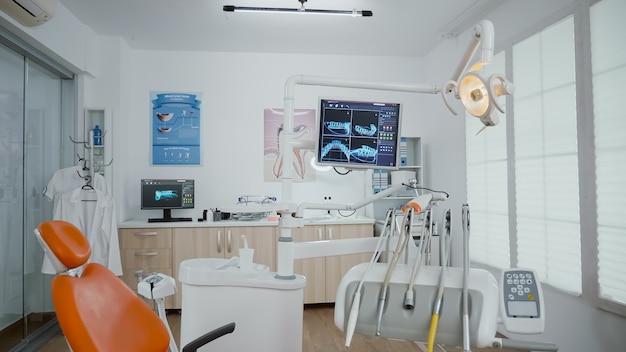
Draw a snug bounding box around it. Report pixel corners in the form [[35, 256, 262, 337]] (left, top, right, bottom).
[[41, 167, 122, 276], [43, 165, 109, 203]]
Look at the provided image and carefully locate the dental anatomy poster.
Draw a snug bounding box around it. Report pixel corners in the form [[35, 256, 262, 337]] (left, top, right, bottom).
[[151, 92, 202, 165], [264, 108, 316, 182]]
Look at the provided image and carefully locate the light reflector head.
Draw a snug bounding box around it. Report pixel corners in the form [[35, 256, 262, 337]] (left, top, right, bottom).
[[459, 72, 490, 119]]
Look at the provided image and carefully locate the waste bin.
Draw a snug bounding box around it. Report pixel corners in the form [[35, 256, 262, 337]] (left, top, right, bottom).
[[178, 258, 306, 352]]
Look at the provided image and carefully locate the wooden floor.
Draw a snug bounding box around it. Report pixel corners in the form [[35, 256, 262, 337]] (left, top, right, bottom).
[[35, 304, 522, 352]]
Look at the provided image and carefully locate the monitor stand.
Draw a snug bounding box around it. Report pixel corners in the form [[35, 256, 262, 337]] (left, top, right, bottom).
[[148, 209, 193, 223]]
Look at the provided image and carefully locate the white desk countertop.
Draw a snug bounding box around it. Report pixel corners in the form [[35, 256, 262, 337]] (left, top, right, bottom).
[[118, 216, 375, 229]]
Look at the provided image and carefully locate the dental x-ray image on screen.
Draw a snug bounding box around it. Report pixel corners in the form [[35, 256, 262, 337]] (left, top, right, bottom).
[[316, 99, 402, 170]]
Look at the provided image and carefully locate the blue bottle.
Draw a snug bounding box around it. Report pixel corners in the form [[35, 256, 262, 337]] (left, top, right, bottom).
[[93, 125, 102, 145]]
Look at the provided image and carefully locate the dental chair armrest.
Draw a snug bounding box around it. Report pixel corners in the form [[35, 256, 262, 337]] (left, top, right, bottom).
[[181, 322, 236, 352]]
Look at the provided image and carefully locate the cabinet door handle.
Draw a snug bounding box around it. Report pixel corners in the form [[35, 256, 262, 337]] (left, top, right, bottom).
[[134, 231, 157, 236], [217, 231, 222, 253], [318, 228, 323, 241], [328, 227, 333, 240], [135, 251, 157, 256], [227, 230, 232, 253]]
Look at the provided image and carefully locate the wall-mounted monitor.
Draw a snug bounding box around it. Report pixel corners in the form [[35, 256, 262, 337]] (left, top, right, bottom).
[[141, 179, 194, 222], [316, 99, 402, 170]]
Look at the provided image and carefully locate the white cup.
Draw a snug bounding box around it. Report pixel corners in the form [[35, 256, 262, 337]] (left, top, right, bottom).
[[238, 248, 255, 270]]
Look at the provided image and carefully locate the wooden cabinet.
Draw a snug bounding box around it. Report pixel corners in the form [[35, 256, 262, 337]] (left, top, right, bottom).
[[293, 223, 373, 304], [118, 227, 174, 308], [118, 222, 371, 309], [171, 226, 276, 308]]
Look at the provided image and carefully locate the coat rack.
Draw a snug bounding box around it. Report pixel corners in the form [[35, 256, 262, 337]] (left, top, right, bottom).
[[69, 129, 113, 186]]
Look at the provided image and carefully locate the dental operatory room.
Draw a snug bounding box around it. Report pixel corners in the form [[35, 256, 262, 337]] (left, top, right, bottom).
[[1, 0, 626, 351]]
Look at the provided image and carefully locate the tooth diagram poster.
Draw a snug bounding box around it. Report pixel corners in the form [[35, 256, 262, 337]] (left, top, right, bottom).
[[151, 92, 202, 165]]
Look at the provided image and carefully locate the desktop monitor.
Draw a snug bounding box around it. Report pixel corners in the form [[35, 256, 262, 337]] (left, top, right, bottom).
[[316, 99, 402, 170], [141, 179, 194, 222]]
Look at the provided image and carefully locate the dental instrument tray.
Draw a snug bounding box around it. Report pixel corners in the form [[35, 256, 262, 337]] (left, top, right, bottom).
[[220, 195, 284, 221]]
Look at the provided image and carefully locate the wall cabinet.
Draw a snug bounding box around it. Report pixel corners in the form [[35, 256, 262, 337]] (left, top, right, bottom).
[[292, 224, 373, 304], [372, 136, 423, 220], [172, 226, 276, 308]]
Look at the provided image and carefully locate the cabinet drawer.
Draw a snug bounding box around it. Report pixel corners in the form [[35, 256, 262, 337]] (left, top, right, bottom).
[[121, 248, 172, 268], [119, 228, 172, 249]]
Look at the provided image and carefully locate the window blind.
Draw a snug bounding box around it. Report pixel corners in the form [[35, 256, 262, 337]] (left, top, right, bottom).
[[466, 52, 510, 269], [591, 0, 626, 305], [512, 17, 582, 294]]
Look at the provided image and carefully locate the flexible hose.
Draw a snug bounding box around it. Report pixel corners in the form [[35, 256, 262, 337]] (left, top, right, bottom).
[[382, 207, 413, 289], [404, 209, 432, 309], [427, 313, 440, 352], [345, 209, 394, 347], [427, 209, 452, 352], [376, 207, 413, 336], [462, 204, 471, 352]]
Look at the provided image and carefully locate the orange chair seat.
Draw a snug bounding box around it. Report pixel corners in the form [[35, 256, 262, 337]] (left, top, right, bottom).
[[52, 263, 170, 352]]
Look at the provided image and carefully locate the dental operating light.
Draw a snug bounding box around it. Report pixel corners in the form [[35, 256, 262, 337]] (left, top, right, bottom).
[[223, 0, 373, 17], [442, 20, 514, 132]]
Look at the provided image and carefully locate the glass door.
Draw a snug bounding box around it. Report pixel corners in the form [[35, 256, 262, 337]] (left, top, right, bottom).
[[0, 39, 27, 352], [23, 59, 62, 340], [0, 41, 69, 351]]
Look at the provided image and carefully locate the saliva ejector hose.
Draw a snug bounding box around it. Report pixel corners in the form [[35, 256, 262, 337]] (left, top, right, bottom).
[[344, 209, 395, 347], [427, 209, 452, 352], [375, 206, 414, 336]]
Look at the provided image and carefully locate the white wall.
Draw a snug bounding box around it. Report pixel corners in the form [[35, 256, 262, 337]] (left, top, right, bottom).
[[118, 50, 444, 221]]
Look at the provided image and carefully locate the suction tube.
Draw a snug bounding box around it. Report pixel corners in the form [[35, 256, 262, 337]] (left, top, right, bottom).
[[376, 207, 414, 336], [344, 209, 395, 347], [427, 209, 452, 352]]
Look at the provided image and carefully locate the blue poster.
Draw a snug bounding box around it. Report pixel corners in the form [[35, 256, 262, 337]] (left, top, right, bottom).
[[151, 92, 201, 165]]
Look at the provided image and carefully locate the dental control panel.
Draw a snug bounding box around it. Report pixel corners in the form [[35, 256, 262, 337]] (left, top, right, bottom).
[[500, 269, 545, 333], [138, 272, 176, 300]]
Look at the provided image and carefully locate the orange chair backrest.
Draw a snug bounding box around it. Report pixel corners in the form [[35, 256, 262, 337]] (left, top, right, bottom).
[[38, 220, 91, 269]]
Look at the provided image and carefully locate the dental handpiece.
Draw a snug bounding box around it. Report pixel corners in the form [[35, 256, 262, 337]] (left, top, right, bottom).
[[375, 285, 389, 336]]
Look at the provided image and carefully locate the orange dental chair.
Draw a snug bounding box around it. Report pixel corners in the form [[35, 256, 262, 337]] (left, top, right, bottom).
[[35, 220, 235, 352]]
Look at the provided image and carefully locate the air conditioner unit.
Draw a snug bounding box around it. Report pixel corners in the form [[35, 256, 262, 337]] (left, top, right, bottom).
[[0, 0, 57, 27]]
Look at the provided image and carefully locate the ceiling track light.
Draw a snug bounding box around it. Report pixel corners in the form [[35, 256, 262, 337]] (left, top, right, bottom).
[[223, 0, 372, 17]]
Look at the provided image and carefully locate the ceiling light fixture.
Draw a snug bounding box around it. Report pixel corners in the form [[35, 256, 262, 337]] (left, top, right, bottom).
[[223, 0, 373, 17]]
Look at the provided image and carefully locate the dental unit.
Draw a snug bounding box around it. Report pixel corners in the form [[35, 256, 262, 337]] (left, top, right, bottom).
[[264, 18, 561, 352]]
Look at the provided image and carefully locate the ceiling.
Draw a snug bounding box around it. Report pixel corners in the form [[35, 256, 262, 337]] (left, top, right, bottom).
[[57, 0, 503, 57]]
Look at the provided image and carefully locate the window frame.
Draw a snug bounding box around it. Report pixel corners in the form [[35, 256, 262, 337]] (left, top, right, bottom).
[[465, 0, 626, 317]]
